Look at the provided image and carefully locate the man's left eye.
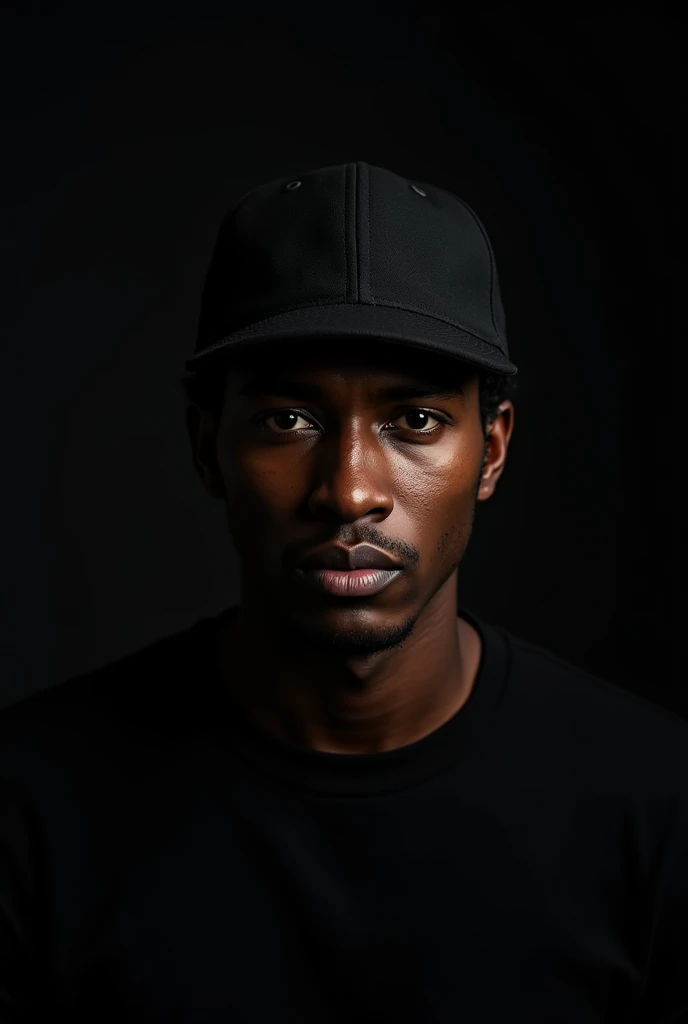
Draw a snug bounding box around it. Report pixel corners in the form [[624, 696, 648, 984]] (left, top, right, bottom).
[[393, 409, 442, 431]]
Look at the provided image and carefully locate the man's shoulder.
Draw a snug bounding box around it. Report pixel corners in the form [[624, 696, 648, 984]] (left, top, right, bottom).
[[505, 623, 685, 718], [498, 621, 688, 782], [0, 614, 216, 756]]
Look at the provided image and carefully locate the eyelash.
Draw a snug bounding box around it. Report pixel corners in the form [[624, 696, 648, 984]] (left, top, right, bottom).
[[255, 407, 449, 437]]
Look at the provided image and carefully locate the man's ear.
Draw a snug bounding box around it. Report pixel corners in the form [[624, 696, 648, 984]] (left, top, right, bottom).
[[477, 401, 515, 501], [185, 403, 226, 500]]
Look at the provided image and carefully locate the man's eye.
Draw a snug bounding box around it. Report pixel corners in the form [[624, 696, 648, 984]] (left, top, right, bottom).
[[258, 408, 445, 434], [260, 411, 316, 433], [395, 409, 442, 432]]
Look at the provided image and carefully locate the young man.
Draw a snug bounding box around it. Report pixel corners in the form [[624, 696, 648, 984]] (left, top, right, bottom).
[[1, 162, 686, 1022]]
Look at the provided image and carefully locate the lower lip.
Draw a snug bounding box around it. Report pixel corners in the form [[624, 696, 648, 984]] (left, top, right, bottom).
[[297, 568, 402, 597]]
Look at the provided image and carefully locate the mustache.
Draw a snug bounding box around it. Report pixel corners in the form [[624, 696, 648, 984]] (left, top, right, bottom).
[[290, 527, 419, 569]]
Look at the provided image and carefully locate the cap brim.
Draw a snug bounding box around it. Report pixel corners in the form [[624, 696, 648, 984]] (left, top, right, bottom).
[[185, 303, 518, 376]]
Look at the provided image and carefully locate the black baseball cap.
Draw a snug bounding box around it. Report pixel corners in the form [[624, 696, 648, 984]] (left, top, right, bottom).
[[185, 161, 518, 377]]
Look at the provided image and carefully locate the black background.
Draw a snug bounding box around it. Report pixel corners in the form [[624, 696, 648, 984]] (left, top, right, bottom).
[[1, 3, 684, 716]]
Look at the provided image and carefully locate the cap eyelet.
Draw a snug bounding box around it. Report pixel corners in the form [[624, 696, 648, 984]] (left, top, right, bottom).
[[410, 184, 427, 196], [284, 180, 302, 191]]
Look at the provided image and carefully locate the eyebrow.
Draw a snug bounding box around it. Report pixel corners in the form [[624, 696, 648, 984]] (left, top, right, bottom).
[[237, 378, 466, 402]]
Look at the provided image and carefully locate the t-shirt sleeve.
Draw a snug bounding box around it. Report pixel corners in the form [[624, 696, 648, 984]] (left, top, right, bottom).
[[630, 791, 688, 1023]]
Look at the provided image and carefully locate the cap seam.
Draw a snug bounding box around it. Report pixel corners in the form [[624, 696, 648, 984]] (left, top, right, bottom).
[[364, 161, 371, 303], [344, 163, 352, 301], [437, 189, 500, 338]]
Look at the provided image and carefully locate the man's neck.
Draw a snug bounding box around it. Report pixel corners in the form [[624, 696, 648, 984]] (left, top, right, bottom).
[[215, 605, 482, 755]]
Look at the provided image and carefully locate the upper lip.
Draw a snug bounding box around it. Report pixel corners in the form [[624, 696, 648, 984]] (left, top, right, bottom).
[[298, 543, 402, 572]]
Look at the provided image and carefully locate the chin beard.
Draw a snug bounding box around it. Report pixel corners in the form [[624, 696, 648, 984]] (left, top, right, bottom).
[[277, 612, 420, 660]]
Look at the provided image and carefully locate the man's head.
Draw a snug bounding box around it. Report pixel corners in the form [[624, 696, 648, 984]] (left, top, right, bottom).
[[183, 337, 515, 659]]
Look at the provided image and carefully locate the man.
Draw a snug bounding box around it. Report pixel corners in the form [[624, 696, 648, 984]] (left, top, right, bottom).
[[1, 162, 686, 1022]]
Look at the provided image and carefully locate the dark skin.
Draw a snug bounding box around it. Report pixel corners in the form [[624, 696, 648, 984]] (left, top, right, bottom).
[[187, 338, 514, 755]]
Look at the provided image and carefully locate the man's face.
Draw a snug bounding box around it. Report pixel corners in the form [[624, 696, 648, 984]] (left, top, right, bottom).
[[189, 339, 513, 657]]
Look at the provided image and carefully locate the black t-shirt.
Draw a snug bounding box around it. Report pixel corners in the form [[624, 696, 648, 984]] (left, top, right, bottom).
[[1, 606, 686, 1023]]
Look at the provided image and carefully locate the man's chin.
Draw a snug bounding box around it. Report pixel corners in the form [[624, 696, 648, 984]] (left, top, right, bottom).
[[276, 611, 418, 660]]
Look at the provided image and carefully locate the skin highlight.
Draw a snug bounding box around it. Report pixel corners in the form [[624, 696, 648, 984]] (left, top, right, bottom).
[[186, 338, 514, 754]]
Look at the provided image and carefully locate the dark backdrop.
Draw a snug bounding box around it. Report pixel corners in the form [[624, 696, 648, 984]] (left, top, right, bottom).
[[1, 3, 684, 717]]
